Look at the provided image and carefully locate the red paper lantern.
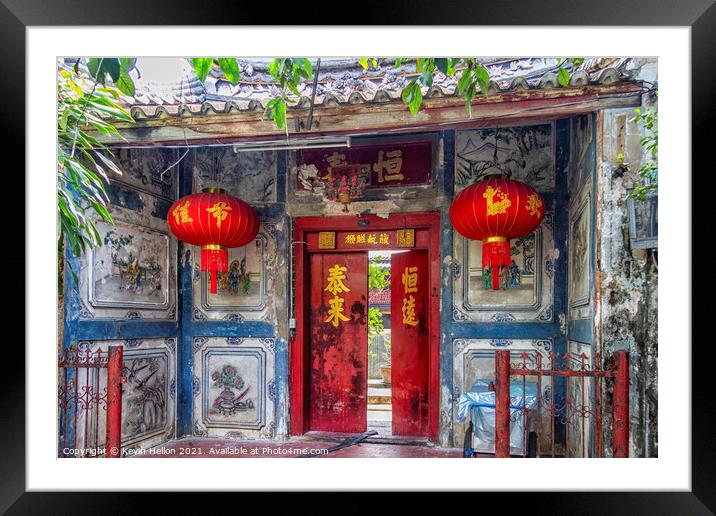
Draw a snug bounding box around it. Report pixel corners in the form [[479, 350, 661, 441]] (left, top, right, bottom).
[[449, 175, 545, 290], [167, 188, 260, 294]]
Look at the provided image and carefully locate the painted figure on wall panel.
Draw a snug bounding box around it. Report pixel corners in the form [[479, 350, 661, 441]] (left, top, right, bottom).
[[467, 233, 537, 307], [90, 221, 169, 307], [204, 240, 263, 308], [455, 124, 554, 192], [205, 355, 260, 426], [211, 364, 255, 416], [122, 356, 167, 439], [570, 201, 590, 306]]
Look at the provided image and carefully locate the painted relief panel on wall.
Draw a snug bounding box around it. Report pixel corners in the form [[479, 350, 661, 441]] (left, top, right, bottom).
[[568, 114, 594, 198], [569, 181, 592, 320], [455, 123, 554, 193], [192, 337, 276, 439], [193, 147, 277, 203], [567, 340, 594, 458], [192, 224, 279, 322], [452, 338, 553, 450], [103, 148, 179, 201], [452, 213, 556, 323], [69, 338, 176, 451], [79, 205, 177, 320]]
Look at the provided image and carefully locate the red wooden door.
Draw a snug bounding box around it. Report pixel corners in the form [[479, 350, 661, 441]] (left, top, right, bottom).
[[308, 252, 368, 433], [390, 250, 430, 437]]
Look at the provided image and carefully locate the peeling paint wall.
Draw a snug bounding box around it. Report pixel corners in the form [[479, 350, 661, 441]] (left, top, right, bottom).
[[596, 81, 658, 457]]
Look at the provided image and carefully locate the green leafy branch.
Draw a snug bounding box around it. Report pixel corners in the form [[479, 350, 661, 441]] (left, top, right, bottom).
[[57, 63, 133, 263], [628, 104, 658, 200]]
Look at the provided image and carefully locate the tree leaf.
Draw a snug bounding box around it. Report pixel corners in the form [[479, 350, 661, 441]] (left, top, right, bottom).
[[114, 67, 135, 96], [86, 58, 105, 82], [475, 65, 490, 94], [358, 58, 370, 70], [218, 58, 240, 84], [119, 57, 137, 71], [401, 80, 423, 116], [102, 58, 121, 82], [435, 58, 448, 74], [191, 58, 214, 83], [558, 67, 570, 87]]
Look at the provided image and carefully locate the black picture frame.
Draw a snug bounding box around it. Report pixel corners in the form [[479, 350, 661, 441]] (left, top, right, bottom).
[[7, 1, 710, 511]]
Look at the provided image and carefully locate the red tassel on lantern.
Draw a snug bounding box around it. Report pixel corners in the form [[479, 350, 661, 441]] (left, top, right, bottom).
[[201, 245, 228, 294], [483, 237, 511, 290]]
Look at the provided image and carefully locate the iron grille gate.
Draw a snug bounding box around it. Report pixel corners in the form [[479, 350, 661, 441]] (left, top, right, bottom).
[[490, 349, 629, 458], [58, 345, 123, 458]]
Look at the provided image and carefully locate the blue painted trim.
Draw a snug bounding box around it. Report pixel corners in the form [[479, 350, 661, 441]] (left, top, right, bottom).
[[448, 324, 565, 339], [74, 321, 178, 340], [176, 152, 195, 437], [568, 319, 593, 344]]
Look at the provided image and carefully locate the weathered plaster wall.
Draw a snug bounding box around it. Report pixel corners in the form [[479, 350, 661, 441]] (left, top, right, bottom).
[[596, 97, 658, 457], [62, 148, 180, 451]]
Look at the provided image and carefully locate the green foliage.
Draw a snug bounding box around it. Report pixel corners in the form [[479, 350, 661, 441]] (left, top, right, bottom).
[[628, 105, 658, 200], [368, 256, 389, 290], [368, 306, 385, 337], [367, 256, 389, 337], [556, 57, 584, 87], [264, 58, 313, 133], [85, 58, 137, 96], [57, 64, 133, 264], [191, 58, 214, 82]]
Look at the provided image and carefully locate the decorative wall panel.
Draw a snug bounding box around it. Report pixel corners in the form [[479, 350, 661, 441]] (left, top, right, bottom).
[[455, 123, 555, 193], [568, 115, 594, 199], [569, 182, 592, 320], [78, 204, 177, 320], [192, 337, 276, 439], [452, 211, 556, 323], [193, 147, 277, 203], [567, 340, 594, 457], [70, 338, 176, 451], [452, 338, 553, 451], [104, 148, 180, 202], [192, 224, 279, 322], [568, 114, 595, 322]]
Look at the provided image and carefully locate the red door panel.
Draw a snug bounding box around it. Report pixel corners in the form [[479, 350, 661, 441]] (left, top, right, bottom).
[[309, 252, 368, 433], [391, 250, 430, 437]]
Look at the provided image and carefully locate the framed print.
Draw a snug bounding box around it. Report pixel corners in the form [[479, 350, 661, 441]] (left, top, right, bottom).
[[15, 7, 706, 510]]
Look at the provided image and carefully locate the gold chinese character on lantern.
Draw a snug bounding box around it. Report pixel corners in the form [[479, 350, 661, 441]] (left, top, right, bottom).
[[171, 200, 193, 224], [373, 150, 404, 183], [206, 202, 232, 228], [356, 233, 367, 244], [379, 233, 390, 245], [525, 193, 543, 217], [367, 233, 377, 245], [345, 234, 357, 244]]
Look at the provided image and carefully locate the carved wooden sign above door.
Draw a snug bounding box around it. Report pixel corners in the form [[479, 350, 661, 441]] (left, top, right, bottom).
[[296, 140, 432, 190]]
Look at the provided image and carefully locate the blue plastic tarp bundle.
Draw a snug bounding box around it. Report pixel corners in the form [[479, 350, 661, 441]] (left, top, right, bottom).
[[457, 379, 538, 455]]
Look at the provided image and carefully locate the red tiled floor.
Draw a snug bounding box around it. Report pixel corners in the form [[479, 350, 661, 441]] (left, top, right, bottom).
[[134, 437, 464, 458]]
